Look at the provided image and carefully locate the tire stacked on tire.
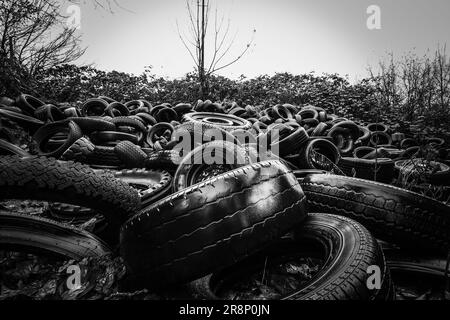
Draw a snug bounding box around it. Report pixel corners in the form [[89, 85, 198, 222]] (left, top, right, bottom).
[[1, 94, 449, 300]]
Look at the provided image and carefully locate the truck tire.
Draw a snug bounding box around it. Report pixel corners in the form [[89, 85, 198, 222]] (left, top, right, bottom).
[[0, 156, 140, 230], [300, 174, 450, 252], [189, 214, 393, 300], [120, 160, 307, 289]]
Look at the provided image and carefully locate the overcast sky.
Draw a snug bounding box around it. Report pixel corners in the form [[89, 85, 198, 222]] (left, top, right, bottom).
[[71, 0, 450, 81]]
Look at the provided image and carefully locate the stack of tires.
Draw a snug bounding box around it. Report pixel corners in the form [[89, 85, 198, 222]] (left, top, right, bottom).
[[1, 94, 449, 300]]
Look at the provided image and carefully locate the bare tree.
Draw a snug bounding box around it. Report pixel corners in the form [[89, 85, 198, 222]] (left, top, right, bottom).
[[177, 0, 256, 98], [433, 45, 450, 110], [369, 45, 450, 124], [0, 0, 86, 95]]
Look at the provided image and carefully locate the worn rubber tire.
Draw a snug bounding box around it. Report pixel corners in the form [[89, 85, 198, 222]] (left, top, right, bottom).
[[146, 122, 174, 149], [135, 113, 157, 126], [154, 107, 178, 123], [0, 139, 29, 156], [114, 141, 147, 168], [338, 157, 394, 183], [370, 131, 393, 147], [120, 160, 307, 289], [353, 146, 375, 159], [110, 116, 146, 134], [367, 123, 389, 133], [173, 140, 251, 191], [113, 169, 172, 208], [383, 248, 448, 277], [145, 149, 181, 172], [0, 109, 44, 133], [81, 98, 109, 116], [90, 131, 139, 146], [173, 121, 241, 148], [311, 122, 328, 137], [0, 156, 140, 230], [357, 126, 371, 145], [183, 112, 251, 131], [34, 104, 66, 122], [298, 138, 341, 170], [105, 102, 130, 117], [272, 104, 294, 121], [15, 94, 45, 116], [33, 120, 83, 158], [0, 211, 111, 259], [265, 126, 309, 157], [298, 107, 319, 120], [300, 174, 450, 252], [69, 117, 116, 134], [84, 145, 122, 167], [189, 213, 393, 300]]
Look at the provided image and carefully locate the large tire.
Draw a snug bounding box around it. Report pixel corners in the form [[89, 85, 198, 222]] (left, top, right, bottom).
[[0, 211, 111, 259], [0, 156, 140, 230], [300, 174, 450, 252], [189, 214, 393, 300], [120, 160, 307, 289]]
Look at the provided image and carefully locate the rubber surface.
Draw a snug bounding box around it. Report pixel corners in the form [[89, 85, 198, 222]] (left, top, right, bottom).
[[173, 140, 251, 191], [0, 139, 29, 156], [0, 211, 111, 259], [113, 168, 172, 208], [120, 160, 307, 289], [183, 112, 252, 131], [33, 120, 83, 158], [0, 156, 140, 229], [338, 157, 394, 183], [300, 174, 450, 251], [189, 214, 393, 300], [114, 141, 147, 168]]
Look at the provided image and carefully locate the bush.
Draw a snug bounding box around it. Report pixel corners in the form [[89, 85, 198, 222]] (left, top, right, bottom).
[[10, 46, 450, 141]]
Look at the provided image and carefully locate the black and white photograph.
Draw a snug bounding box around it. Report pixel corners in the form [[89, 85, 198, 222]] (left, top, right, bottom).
[[1, 0, 450, 309]]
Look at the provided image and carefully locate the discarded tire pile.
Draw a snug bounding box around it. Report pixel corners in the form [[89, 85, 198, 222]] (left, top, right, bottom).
[[1, 95, 450, 300]]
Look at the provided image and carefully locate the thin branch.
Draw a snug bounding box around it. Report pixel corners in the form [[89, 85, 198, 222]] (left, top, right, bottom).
[[176, 20, 199, 68]]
